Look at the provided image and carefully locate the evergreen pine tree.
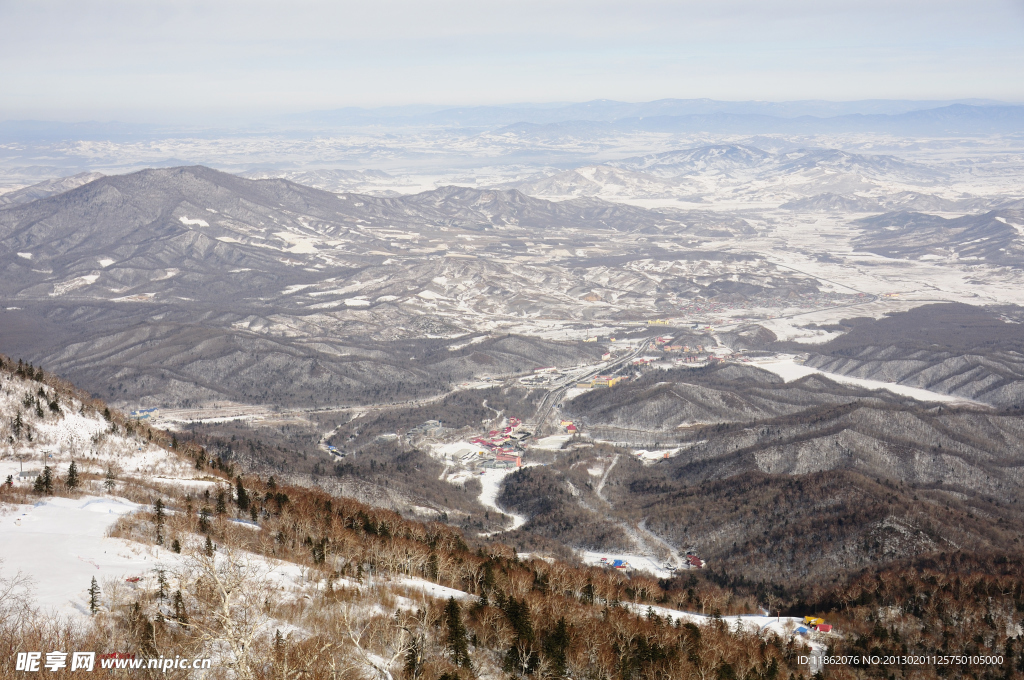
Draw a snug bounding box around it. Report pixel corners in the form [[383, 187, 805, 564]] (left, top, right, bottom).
[[444, 597, 471, 668], [104, 467, 116, 492], [88, 577, 101, 614], [235, 476, 250, 512], [65, 461, 79, 490], [141, 620, 156, 656], [154, 499, 165, 545], [274, 629, 286, 663], [215, 490, 227, 516], [405, 635, 423, 678], [171, 538, 181, 554], [198, 506, 211, 533], [542, 617, 570, 677], [173, 590, 187, 624], [204, 535, 214, 556], [40, 466, 53, 494]]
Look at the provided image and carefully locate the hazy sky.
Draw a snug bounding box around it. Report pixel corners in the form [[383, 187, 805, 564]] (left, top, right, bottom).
[[2, 0, 1024, 121]]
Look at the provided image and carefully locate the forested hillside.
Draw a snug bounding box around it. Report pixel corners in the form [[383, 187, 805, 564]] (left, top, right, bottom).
[[3, 358, 1023, 679]]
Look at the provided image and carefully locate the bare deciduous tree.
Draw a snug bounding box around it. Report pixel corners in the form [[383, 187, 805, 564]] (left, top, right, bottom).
[[175, 545, 277, 679]]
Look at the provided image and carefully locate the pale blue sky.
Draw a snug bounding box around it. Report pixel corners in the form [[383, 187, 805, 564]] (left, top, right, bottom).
[[2, 0, 1023, 121]]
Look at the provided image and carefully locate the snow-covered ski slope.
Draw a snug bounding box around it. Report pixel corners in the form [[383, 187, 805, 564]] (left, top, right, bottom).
[[0, 363, 237, 617], [0, 495, 177, 617]]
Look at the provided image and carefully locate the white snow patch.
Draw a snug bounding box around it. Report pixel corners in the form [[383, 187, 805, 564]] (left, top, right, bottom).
[[562, 387, 591, 400], [531, 435, 572, 450], [97, 258, 115, 268], [50, 274, 99, 297], [789, 330, 843, 345], [392, 577, 472, 602], [274, 232, 317, 254], [433, 442, 482, 461], [632, 448, 680, 464], [178, 216, 209, 227], [17, 252, 32, 260]]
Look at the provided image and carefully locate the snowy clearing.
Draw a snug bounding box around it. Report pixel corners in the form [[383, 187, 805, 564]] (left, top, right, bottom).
[[0, 496, 178, 619], [531, 434, 572, 450], [579, 551, 676, 579]]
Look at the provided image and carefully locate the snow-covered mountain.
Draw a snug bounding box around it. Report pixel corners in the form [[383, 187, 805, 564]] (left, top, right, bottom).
[[0, 172, 105, 207], [608, 144, 774, 177], [501, 144, 949, 206], [853, 209, 1024, 263]]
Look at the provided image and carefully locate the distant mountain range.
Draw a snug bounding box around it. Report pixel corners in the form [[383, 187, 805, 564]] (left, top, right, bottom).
[[2, 100, 1022, 140], [502, 143, 951, 203], [0, 166, 751, 408], [285, 98, 1015, 128]]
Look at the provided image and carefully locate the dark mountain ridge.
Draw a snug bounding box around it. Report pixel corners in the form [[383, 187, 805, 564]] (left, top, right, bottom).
[[853, 209, 1024, 263]]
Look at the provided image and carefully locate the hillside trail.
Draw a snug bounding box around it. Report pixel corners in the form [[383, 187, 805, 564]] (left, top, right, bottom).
[[588, 454, 678, 566], [595, 454, 619, 502]]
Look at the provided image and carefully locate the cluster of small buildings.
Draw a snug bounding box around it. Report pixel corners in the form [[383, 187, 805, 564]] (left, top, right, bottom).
[[577, 375, 628, 389], [559, 420, 578, 434], [655, 338, 706, 354], [470, 417, 529, 468], [797, 617, 832, 634], [599, 558, 630, 570]]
